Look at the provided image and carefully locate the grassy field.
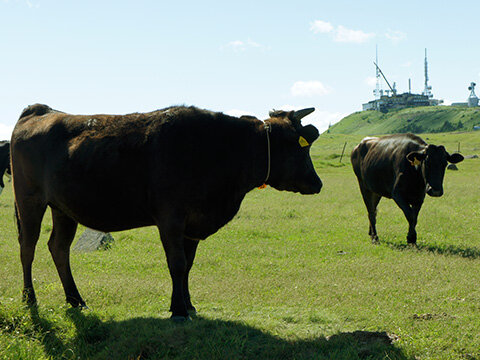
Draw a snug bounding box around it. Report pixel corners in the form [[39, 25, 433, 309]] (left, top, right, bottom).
[[328, 106, 480, 135], [0, 131, 479, 359]]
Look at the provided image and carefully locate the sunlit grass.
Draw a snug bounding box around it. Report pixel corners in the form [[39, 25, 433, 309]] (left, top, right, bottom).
[[0, 131, 479, 359]]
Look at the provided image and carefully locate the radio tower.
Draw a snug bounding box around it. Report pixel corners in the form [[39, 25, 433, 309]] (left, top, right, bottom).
[[422, 48, 433, 99], [373, 45, 382, 100]]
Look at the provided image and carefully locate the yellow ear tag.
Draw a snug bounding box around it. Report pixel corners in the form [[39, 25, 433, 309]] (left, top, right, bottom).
[[299, 136, 309, 147], [410, 158, 421, 166], [257, 184, 267, 189]]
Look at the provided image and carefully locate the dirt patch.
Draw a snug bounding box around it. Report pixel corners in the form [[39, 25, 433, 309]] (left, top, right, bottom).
[[412, 312, 455, 321]]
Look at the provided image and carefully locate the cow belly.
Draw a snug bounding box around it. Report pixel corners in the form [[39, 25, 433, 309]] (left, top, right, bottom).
[[47, 186, 154, 232], [185, 197, 244, 240], [62, 203, 153, 232]]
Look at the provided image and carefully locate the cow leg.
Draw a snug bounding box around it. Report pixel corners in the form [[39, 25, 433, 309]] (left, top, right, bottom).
[[392, 193, 419, 245], [406, 203, 422, 245], [16, 199, 47, 306], [157, 218, 189, 320], [359, 183, 381, 243], [48, 208, 85, 308], [183, 238, 199, 314]]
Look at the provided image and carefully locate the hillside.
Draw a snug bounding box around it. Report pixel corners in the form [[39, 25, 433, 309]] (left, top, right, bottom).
[[327, 106, 480, 135]]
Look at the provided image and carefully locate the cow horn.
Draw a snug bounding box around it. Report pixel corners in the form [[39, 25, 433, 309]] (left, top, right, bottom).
[[293, 108, 315, 121]]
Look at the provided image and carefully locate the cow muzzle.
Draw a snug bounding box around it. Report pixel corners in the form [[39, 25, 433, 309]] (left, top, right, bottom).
[[300, 177, 322, 195], [426, 185, 443, 197]]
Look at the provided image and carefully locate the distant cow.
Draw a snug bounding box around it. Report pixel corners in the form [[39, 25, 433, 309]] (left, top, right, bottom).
[[351, 133, 463, 245], [11, 104, 322, 320], [0, 140, 10, 196]]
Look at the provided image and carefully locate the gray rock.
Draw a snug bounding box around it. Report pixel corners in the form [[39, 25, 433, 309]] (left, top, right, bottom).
[[73, 228, 114, 252], [464, 154, 478, 159], [447, 164, 458, 170]]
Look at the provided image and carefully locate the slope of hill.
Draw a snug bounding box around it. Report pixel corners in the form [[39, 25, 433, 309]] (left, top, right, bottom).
[[327, 106, 480, 135]]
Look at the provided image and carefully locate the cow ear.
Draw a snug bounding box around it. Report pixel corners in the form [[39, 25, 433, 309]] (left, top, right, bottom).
[[299, 124, 319, 145], [406, 151, 426, 165], [447, 152, 464, 164]]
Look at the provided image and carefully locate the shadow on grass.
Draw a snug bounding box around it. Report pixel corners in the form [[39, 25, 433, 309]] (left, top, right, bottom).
[[23, 306, 412, 360], [382, 239, 480, 260]]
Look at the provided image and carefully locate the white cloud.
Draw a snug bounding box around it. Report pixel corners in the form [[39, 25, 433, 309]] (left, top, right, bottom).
[[225, 109, 259, 118], [334, 25, 375, 43], [291, 81, 331, 97], [312, 110, 347, 132], [0, 123, 14, 141], [225, 39, 264, 53], [271, 105, 346, 133], [226, 106, 345, 133], [365, 76, 377, 87], [311, 20, 375, 44], [310, 20, 333, 34], [385, 29, 406, 43]]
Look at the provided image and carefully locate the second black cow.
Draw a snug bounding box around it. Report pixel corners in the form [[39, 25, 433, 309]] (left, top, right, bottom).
[[0, 141, 11, 196], [351, 133, 463, 244]]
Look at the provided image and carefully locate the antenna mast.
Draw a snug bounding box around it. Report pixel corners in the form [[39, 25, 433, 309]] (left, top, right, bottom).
[[374, 62, 396, 96], [422, 48, 433, 99], [373, 45, 382, 99]]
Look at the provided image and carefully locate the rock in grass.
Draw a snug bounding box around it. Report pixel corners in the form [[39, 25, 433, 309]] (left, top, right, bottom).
[[73, 228, 114, 252], [447, 164, 458, 170]]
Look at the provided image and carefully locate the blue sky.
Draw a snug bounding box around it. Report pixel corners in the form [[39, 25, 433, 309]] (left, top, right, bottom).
[[1, 0, 479, 139]]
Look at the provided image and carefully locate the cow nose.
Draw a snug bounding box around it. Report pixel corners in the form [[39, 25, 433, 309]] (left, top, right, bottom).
[[300, 177, 322, 194], [427, 188, 443, 197]]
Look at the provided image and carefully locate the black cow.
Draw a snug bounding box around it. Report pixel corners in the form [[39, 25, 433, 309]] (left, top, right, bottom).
[[11, 104, 322, 320], [0, 140, 11, 195], [351, 133, 463, 245]]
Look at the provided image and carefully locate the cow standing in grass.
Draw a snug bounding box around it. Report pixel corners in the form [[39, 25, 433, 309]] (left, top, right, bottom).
[[351, 133, 463, 245], [0, 140, 11, 196], [11, 104, 322, 321]]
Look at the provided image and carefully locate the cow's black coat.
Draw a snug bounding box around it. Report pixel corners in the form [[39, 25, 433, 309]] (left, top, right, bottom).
[[11, 104, 322, 320], [0, 141, 10, 193], [351, 133, 463, 244]]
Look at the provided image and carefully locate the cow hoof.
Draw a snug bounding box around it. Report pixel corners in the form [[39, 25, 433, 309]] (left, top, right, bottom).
[[371, 235, 379, 244], [188, 308, 197, 317], [171, 315, 192, 323], [22, 288, 37, 307], [407, 237, 417, 246], [66, 296, 87, 309], [407, 242, 418, 248]]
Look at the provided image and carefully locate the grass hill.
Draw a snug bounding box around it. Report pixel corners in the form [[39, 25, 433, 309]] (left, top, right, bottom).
[[327, 106, 480, 135]]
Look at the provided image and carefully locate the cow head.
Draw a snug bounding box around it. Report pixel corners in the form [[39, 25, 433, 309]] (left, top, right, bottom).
[[406, 145, 464, 197], [265, 108, 322, 194]]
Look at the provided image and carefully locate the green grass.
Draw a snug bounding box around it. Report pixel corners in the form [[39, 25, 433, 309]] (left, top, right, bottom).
[[1, 131, 479, 359], [328, 106, 480, 135]]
